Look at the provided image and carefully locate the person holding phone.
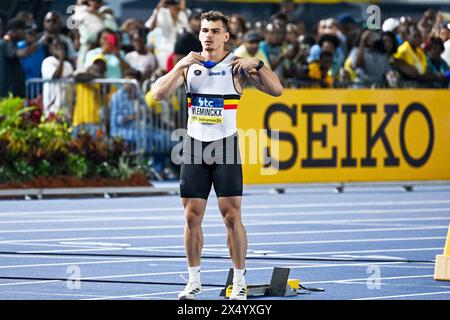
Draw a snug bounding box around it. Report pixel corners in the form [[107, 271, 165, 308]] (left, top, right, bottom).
[[74, 0, 118, 71], [84, 28, 131, 79], [145, 0, 188, 71]]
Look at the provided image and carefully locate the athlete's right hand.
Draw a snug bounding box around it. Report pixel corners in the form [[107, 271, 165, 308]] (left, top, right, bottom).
[[175, 52, 206, 70]]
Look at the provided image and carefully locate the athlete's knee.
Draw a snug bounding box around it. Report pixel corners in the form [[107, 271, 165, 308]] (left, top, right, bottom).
[[222, 209, 242, 229], [184, 202, 205, 228]]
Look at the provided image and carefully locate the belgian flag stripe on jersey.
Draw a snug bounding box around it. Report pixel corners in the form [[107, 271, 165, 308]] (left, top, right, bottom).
[[187, 97, 239, 110]]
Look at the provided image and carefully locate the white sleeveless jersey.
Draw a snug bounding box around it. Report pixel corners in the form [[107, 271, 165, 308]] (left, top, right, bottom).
[[185, 52, 241, 142]]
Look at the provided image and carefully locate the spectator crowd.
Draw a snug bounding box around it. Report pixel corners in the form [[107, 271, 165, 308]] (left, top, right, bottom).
[[1, 0, 449, 98], [1, 0, 450, 177]]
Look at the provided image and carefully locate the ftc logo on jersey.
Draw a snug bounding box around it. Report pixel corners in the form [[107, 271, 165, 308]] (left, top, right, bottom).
[[191, 96, 224, 108], [198, 98, 214, 107]]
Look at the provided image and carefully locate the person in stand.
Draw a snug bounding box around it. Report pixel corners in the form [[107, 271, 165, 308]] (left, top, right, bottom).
[[0, 18, 45, 97], [173, 8, 203, 65]]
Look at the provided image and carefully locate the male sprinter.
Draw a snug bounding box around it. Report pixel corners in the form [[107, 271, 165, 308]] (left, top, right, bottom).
[[152, 11, 283, 300]]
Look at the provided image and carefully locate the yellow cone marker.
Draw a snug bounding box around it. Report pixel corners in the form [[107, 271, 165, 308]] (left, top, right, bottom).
[[225, 285, 233, 298], [434, 224, 450, 281], [288, 279, 300, 290]]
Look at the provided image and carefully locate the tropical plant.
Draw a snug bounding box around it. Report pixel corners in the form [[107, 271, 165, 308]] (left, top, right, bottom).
[[0, 95, 147, 184], [66, 154, 88, 178]]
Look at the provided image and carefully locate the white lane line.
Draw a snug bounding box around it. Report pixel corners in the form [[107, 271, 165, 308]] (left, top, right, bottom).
[[4, 245, 440, 259], [14, 246, 132, 253], [1, 199, 450, 216], [0, 257, 278, 270], [243, 208, 450, 219], [338, 280, 450, 289], [3, 225, 446, 254], [2, 236, 445, 257], [3, 232, 446, 250], [354, 290, 450, 300], [59, 242, 130, 248], [0, 251, 426, 271], [0, 242, 127, 250], [1, 244, 131, 255], [0, 216, 182, 224], [260, 247, 442, 257], [304, 274, 434, 286], [0, 247, 436, 268], [85, 274, 434, 300], [131, 275, 436, 300], [1, 206, 449, 225], [104, 236, 448, 251], [2, 272, 433, 300], [3, 226, 448, 240], [0, 261, 405, 288], [354, 265, 434, 269], [0, 257, 186, 270], [124, 246, 440, 260], [0, 280, 59, 287], [0, 291, 106, 298], [0, 254, 134, 260], [336, 222, 437, 228], [84, 288, 222, 300], [1, 216, 449, 238]]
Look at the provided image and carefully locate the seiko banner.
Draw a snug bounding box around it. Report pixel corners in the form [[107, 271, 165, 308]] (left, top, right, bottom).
[[237, 89, 450, 183]]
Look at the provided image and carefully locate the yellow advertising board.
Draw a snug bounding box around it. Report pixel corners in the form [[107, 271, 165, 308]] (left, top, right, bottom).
[[211, 0, 375, 3], [237, 89, 450, 184]]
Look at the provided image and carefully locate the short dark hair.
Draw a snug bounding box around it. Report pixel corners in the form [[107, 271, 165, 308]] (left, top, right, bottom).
[[96, 28, 116, 47], [131, 28, 148, 41], [7, 18, 27, 31], [189, 8, 203, 20], [318, 34, 340, 50], [49, 38, 68, 57], [425, 36, 445, 52], [46, 11, 61, 21], [124, 68, 141, 81], [381, 31, 398, 54], [201, 11, 229, 32]]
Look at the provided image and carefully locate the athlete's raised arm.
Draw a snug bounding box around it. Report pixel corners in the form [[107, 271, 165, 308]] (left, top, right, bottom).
[[230, 57, 283, 97], [151, 51, 206, 101]]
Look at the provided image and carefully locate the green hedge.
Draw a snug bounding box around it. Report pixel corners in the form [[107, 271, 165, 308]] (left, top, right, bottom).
[[0, 96, 146, 183]]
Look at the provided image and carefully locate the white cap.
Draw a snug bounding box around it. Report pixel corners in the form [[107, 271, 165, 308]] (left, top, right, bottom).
[[382, 18, 400, 32], [99, 5, 114, 15]]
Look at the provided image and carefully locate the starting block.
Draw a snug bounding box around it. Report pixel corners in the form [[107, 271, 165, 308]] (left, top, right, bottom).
[[220, 267, 306, 298], [434, 224, 450, 281]]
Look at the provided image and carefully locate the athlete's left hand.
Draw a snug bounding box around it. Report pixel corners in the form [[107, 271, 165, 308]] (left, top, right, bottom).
[[229, 58, 260, 76]]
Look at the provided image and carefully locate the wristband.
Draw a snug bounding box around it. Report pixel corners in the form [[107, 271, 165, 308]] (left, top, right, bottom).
[[255, 60, 264, 72]]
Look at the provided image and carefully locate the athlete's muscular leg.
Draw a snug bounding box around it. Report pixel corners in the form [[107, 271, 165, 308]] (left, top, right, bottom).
[[182, 198, 208, 267], [218, 196, 247, 269]]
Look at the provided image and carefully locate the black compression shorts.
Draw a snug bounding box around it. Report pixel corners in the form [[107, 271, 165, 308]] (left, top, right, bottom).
[[180, 133, 243, 199]]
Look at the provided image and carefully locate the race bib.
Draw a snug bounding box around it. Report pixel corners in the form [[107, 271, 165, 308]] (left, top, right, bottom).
[[190, 96, 224, 124]]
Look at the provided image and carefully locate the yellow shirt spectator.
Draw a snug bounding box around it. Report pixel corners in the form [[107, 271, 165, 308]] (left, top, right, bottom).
[[72, 83, 100, 127], [394, 41, 427, 75], [308, 61, 333, 87], [72, 54, 111, 128], [344, 56, 356, 82], [234, 46, 271, 69]]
